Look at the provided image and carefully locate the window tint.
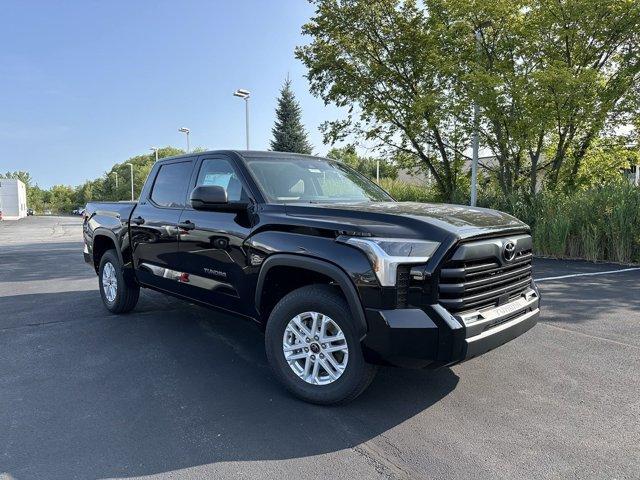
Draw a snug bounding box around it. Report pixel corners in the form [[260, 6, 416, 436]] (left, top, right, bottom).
[[150, 162, 192, 208], [196, 159, 247, 202]]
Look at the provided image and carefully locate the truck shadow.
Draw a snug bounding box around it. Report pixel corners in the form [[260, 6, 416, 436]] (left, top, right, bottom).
[[0, 289, 459, 480]]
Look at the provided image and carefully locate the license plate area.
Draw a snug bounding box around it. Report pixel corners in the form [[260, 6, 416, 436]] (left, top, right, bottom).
[[484, 297, 529, 321], [457, 290, 538, 338]]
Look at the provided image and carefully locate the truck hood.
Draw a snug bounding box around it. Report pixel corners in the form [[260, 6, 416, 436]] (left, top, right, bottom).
[[284, 202, 528, 240]]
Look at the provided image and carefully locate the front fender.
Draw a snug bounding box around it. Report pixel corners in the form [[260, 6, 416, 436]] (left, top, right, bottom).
[[255, 253, 370, 338]]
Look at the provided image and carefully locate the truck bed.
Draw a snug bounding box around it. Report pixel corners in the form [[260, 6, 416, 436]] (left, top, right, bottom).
[[85, 201, 137, 222]]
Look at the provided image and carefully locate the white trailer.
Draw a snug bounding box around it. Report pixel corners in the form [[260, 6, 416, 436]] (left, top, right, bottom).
[[0, 178, 28, 220]]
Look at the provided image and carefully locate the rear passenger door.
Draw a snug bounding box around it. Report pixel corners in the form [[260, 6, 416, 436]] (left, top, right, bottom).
[[175, 154, 255, 315], [131, 159, 194, 291]]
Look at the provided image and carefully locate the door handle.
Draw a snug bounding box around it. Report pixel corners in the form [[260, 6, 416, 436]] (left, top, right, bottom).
[[178, 220, 195, 231], [132, 216, 145, 225]]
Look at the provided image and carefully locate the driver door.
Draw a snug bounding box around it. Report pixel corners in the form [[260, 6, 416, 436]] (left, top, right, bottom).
[[174, 155, 255, 315]]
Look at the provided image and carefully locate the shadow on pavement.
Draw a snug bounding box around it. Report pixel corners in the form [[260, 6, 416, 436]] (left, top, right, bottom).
[[0, 289, 459, 479], [537, 271, 640, 324], [0, 242, 88, 282]]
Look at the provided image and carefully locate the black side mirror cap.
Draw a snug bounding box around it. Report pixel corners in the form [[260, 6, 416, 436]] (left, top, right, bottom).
[[190, 185, 248, 212]]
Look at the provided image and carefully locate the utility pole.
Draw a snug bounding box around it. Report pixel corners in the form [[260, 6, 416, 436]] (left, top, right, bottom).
[[126, 163, 134, 201], [471, 21, 491, 207], [233, 89, 251, 149]]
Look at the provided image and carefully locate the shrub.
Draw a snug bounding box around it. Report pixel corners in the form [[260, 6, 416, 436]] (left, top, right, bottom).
[[381, 178, 640, 264]]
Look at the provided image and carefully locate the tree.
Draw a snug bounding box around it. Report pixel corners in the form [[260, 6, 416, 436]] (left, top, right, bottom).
[[446, 0, 640, 194], [104, 146, 184, 201], [297, 0, 471, 200], [327, 145, 398, 180], [297, 0, 640, 198], [1, 171, 33, 187], [270, 77, 313, 154], [557, 136, 638, 190]]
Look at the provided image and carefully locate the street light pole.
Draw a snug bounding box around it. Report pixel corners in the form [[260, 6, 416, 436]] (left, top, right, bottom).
[[150, 146, 159, 162], [178, 127, 190, 153], [233, 89, 251, 149], [126, 163, 134, 201], [470, 21, 491, 207]]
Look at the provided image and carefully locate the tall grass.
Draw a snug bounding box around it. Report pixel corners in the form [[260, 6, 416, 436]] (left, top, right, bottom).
[[381, 179, 640, 264]]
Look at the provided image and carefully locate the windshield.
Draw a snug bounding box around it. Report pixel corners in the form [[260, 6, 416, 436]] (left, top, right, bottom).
[[245, 157, 394, 203]]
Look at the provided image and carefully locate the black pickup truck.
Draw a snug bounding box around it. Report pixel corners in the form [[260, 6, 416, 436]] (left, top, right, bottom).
[[83, 150, 540, 404]]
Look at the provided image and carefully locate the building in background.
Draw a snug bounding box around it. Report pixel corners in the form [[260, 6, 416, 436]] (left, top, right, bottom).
[[0, 178, 27, 220]]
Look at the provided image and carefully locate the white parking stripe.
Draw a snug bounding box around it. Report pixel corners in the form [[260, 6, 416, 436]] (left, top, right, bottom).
[[535, 267, 640, 282]]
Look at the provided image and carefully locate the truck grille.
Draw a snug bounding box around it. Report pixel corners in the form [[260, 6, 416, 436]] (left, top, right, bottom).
[[438, 237, 533, 313], [396, 265, 411, 308]]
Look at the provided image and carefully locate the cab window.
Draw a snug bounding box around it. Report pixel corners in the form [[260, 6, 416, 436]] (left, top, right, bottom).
[[196, 159, 248, 202], [150, 161, 192, 208]]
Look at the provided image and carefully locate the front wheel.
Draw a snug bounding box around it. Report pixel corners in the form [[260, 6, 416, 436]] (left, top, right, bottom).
[[98, 249, 140, 314], [265, 285, 377, 405]]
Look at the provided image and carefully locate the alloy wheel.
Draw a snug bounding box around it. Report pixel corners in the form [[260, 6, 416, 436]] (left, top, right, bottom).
[[282, 311, 349, 385], [102, 262, 118, 302]]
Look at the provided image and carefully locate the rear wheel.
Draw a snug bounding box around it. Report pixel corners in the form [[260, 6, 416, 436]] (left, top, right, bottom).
[[265, 285, 377, 405], [98, 249, 140, 314]]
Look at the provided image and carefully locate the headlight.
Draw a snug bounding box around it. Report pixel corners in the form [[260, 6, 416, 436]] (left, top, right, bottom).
[[337, 236, 439, 286]]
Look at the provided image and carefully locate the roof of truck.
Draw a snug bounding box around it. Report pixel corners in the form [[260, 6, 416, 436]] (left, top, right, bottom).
[[156, 150, 329, 163]]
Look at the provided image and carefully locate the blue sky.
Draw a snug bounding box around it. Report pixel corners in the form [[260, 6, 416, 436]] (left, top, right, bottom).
[[0, 0, 342, 188]]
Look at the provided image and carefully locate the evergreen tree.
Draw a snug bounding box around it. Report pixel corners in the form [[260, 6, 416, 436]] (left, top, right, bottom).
[[270, 77, 313, 154]]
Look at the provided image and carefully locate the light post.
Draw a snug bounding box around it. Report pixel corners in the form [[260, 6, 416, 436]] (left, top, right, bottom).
[[178, 127, 190, 153], [126, 163, 134, 201], [233, 89, 251, 149], [150, 146, 159, 162], [470, 21, 492, 207]]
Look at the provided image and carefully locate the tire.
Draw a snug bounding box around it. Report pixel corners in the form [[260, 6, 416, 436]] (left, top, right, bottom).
[[98, 249, 140, 314], [265, 284, 377, 405]]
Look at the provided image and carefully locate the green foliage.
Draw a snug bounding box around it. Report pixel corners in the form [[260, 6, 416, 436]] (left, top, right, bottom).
[[327, 145, 398, 180], [382, 178, 640, 263], [297, 0, 469, 200], [100, 146, 184, 202], [379, 178, 439, 202], [14, 146, 185, 214], [270, 77, 313, 154], [1, 171, 33, 186], [555, 137, 638, 190], [298, 0, 640, 198]]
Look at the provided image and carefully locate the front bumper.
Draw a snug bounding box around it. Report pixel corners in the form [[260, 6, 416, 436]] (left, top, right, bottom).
[[362, 286, 540, 368]]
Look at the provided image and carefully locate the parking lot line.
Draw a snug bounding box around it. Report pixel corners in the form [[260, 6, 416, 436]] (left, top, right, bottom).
[[535, 267, 640, 282]]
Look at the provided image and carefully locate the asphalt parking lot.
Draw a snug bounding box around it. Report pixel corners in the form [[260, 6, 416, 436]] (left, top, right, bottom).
[[1, 216, 639, 480]]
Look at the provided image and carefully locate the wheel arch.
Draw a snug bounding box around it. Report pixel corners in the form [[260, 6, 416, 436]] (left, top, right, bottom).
[[255, 254, 368, 338], [92, 230, 120, 272]]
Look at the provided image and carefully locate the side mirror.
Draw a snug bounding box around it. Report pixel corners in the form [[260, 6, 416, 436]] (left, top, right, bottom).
[[190, 185, 248, 212]]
